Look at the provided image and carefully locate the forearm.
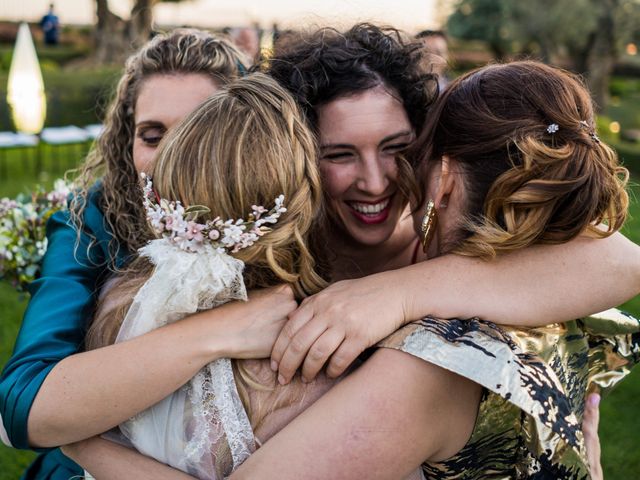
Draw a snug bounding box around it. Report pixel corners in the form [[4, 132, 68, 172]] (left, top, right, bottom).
[[28, 309, 233, 447], [400, 232, 640, 326], [233, 349, 479, 479], [62, 436, 196, 480]]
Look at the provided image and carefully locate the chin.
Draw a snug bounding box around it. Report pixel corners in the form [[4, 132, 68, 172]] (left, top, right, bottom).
[[341, 216, 399, 248], [347, 229, 395, 247]]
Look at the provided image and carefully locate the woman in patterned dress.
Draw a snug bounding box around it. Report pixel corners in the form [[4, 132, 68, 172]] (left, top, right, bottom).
[[230, 61, 639, 479]]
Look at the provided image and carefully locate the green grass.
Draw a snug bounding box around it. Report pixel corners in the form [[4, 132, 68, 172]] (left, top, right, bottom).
[[1, 143, 640, 478], [0, 283, 36, 480], [0, 146, 74, 480]]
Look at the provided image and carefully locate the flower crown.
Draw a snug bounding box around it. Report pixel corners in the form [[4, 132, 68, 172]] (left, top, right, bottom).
[[141, 173, 286, 254]]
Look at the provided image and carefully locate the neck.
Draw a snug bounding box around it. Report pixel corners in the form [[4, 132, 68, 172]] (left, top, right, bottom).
[[328, 212, 425, 281]]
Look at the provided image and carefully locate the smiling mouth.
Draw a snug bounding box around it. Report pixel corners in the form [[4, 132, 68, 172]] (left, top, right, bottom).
[[346, 196, 393, 224]]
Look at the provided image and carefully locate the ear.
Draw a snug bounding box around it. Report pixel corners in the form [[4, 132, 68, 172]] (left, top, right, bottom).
[[434, 155, 455, 209]]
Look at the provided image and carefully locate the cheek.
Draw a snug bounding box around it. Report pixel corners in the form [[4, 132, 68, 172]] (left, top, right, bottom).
[[320, 164, 353, 202], [382, 156, 400, 183], [132, 139, 156, 174]]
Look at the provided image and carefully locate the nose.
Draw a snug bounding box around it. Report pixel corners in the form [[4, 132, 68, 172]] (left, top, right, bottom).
[[356, 150, 390, 196]]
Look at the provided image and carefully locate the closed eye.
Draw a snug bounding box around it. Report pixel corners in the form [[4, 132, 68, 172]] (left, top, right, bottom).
[[383, 143, 410, 153], [321, 151, 354, 161], [136, 125, 166, 147]]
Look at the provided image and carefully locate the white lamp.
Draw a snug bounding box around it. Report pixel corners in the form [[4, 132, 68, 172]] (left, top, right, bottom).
[[7, 23, 46, 134]]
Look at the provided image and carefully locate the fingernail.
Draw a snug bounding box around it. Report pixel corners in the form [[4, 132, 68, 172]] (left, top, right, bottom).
[[270, 360, 278, 372], [278, 374, 286, 385], [588, 393, 601, 407]]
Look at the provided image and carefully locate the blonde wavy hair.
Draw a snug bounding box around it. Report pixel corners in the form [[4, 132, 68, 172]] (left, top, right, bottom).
[[70, 29, 246, 266], [415, 61, 629, 259], [86, 73, 328, 431]]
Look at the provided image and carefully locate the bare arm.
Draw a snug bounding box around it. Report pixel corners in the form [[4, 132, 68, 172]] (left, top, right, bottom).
[[273, 232, 640, 383], [232, 348, 481, 479], [404, 232, 640, 325], [61, 436, 196, 480], [28, 286, 296, 447]]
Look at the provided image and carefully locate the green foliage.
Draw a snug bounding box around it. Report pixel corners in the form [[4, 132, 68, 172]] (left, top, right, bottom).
[[609, 77, 640, 97], [0, 181, 71, 292], [447, 0, 511, 55], [447, 0, 640, 61], [0, 44, 91, 73]]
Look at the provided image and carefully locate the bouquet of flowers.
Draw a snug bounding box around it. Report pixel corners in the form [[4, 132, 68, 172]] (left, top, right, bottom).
[[0, 179, 72, 293]]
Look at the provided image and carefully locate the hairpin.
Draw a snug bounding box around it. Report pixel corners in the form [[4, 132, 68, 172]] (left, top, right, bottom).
[[579, 120, 601, 144], [547, 123, 559, 134]]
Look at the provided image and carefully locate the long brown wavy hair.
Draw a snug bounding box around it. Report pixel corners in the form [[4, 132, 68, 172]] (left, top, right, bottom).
[[70, 29, 246, 266], [415, 61, 629, 259], [85, 74, 328, 429]]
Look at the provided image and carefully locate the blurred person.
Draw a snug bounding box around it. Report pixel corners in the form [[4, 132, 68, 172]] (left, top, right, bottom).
[[230, 26, 261, 65], [416, 29, 450, 89], [40, 3, 60, 46]]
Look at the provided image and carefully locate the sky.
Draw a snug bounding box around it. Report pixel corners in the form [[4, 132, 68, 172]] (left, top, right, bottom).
[[1, 0, 447, 31]]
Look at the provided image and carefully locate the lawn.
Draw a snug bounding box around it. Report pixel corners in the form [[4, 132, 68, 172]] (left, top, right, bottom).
[[1, 140, 640, 479]]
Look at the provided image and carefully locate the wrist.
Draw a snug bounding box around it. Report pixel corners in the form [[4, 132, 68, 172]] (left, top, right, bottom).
[[60, 437, 96, 462], [185, 303, 252, 361], [172, 309, 232, 364], [385, 269, 416, 326]]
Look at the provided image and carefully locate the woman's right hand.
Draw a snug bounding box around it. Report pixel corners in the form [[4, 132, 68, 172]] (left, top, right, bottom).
[[205, 284, 298, 360], [583, 393, 603, 480]]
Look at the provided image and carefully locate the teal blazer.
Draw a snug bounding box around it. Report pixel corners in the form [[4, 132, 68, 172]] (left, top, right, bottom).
[[0, 186, 129, 479]]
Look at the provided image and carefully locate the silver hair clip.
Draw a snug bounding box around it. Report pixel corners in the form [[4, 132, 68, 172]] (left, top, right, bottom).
[[547, 123, 559, 134], [579, 120, 600, 144]]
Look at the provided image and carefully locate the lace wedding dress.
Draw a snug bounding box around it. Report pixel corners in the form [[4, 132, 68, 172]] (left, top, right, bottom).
[[113, 239, 256, 479]]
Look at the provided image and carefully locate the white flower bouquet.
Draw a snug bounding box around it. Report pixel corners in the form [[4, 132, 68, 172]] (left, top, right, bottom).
[[0, 179, 72, 293]]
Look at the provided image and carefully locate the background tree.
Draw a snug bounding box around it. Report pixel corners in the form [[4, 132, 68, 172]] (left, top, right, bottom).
[[446, 0, 640, 110], [94, 0, 182, 64]]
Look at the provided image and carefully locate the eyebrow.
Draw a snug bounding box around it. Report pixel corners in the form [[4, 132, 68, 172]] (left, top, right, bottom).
[[320, 130, 414, 149], [135, 120, 166, 129]]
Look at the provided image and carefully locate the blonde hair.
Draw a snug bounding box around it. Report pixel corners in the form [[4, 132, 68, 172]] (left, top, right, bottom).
[[86, 73, 327, 430], [70, 29, 247, 266]]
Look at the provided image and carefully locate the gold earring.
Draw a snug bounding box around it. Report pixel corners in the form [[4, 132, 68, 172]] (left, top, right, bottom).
[[420, 200, 437, 253]]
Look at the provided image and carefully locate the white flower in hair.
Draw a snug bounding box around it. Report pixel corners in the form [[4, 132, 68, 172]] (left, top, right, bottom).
[[140, 173, 286, 254], [547, 123, 559, 134]]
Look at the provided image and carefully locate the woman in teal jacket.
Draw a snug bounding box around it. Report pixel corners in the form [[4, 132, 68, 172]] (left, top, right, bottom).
[[0, 29, 248, 478]]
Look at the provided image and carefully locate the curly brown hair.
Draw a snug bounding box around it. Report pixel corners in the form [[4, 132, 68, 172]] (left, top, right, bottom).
[[266, 23, 438, 133], [70, 29, 246, 267], [415, 61, 629, 258]]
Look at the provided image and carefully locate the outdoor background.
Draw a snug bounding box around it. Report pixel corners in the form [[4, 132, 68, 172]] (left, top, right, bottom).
[[1, 0, 639, 478]]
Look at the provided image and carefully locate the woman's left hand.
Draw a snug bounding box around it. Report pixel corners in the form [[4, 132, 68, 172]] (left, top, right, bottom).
[[270, 273, 409, 384]]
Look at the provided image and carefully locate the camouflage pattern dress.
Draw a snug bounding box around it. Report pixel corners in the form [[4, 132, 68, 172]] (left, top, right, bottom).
[[378, 309, 640, 479]]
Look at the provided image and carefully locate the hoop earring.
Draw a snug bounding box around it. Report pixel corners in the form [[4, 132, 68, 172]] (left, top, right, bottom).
[[420, 200, 438, 253]]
